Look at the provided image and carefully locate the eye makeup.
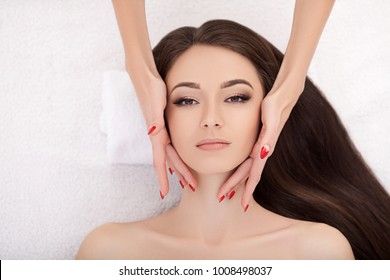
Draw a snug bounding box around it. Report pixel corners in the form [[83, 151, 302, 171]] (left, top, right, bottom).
[[172, 93, 251, 107]]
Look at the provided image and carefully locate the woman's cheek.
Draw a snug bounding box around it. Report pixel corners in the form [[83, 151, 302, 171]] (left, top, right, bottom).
[[235, 110, 260, 153], [169, 114, 193, 156]]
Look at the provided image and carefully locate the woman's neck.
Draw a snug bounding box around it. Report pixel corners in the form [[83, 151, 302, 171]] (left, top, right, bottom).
[[172, 171, 264, 245]]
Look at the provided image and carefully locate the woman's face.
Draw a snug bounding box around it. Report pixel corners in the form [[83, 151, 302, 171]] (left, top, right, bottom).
[[165, 45, 264, 175]]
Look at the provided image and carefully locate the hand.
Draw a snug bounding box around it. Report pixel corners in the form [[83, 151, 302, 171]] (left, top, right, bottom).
[[216, 86, 302, 211], [149, 127, 197, 199], [136, 76, 196, 198]]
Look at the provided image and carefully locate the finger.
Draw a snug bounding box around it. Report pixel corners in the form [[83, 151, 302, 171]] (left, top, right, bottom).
[[167, 164, 174, 176], [166, 158, 175, 176], [257, 97, 291, 159], [249, 141, 261, 160], [166, 144, 197, 191], [225, 176, 249, 201], [146, 82, 167, 136], [257, 116, 282, 161], [153, 141, 169, 198], [166, 153, 188, 190], [150, 131, 170, 198], [217, 157, 252, 199], [147, 117, 166, 136], [241, 152, 266, 210]]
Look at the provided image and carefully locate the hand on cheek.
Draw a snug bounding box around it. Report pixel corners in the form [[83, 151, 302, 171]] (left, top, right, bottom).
[[165, 144, 197, 196]]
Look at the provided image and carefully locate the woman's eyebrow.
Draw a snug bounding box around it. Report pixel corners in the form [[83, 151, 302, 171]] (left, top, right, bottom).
[[170, 79, 253, 95], [221, 79, 253, 89], [170, 82, 200, 94]]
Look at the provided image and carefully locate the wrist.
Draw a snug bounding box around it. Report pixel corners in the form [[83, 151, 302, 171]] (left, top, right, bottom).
[[272, 56, 308, 93], [267, 72, 306, 110], [126, 64, 162, 93], [269, 71, 305, 97]]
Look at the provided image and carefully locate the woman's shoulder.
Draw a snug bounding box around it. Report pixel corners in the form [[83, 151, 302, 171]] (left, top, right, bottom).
[[75, 221, 151, 260], [291, 220, 355, 259]]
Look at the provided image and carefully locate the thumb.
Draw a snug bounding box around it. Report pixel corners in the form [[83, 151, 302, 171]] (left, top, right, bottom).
[[146, 88, 167, 136], [147, 116, 166, 136], [256, 120, 280, 160]]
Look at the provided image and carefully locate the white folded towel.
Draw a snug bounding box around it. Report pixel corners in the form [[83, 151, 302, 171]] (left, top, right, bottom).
[[100, 70, 152, 165]]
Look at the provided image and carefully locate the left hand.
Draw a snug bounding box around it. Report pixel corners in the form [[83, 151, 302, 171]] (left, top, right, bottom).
[[216, 86, 302, 211]]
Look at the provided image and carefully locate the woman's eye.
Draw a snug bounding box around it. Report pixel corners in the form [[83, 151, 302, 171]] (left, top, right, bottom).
[[173, 98, 199, 106], [226, 94, 250, 103], [173, 94, 250, 106]]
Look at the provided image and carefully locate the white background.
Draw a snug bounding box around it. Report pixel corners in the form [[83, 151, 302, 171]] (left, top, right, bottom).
[[0, 0, 389, 259]]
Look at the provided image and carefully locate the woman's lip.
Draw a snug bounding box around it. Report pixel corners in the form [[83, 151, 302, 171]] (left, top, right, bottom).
[[196, 142, 230, 151], [196, 138, 231, 146]]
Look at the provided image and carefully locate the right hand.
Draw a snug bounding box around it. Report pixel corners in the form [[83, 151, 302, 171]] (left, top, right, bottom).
[[135, 76, 197, 198]]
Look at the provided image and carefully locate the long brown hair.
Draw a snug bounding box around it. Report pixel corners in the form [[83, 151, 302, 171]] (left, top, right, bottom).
[[152, 19, 390, 259]]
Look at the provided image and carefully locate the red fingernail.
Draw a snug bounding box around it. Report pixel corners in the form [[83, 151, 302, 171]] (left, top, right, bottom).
[[244, 204, 249, 213], [179, 180, 185, 189], [189, 184, 195, 192], [260, 145, 269, 159], [147, 125, 156, 135], [218, 195, 225, 203], [228, 190, 236, 200], [168, 167, 173, 175], [160, 191, 164, 200]]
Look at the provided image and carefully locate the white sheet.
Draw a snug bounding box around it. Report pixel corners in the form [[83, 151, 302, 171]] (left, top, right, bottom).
[[0, 0, 388, 259]]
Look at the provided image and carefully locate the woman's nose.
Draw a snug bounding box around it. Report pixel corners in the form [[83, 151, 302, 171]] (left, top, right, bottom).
[[200, 102, 223, 128]]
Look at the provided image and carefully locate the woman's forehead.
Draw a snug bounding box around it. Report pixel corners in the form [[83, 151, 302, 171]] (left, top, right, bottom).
[[166, 45, 261, 89]]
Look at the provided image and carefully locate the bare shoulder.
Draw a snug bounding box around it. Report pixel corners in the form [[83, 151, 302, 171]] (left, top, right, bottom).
[[294, 222, 355, 260], [75, 222, 147, 260]]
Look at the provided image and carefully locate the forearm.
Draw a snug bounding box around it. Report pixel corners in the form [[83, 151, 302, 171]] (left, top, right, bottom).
[[273, 0, 335, 93], [112, 0, 160, 90]]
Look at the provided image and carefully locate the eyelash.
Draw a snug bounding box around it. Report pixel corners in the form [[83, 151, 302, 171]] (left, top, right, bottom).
[[173, 94, 251, 107]]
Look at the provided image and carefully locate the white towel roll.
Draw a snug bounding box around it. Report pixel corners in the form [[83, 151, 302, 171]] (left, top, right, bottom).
[[100, 70, 153, 165]]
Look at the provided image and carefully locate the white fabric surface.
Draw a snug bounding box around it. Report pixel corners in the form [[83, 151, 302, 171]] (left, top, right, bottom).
[[0, 0, 389, 259], [100, 70, 152, 165]]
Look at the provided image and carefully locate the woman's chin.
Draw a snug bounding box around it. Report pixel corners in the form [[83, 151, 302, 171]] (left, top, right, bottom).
[[188, 162, 239, 176], [180, 153, 247, 177]]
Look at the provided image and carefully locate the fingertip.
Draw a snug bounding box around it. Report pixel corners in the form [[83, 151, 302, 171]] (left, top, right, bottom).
[[228, 190, 236, 200], [241, 196, 250, 212], [147, 125, 157, 136], [183, 173, 198, 190], [160, 185, 169, 198], [216, 190, 224, 200], [260, 144, 270, 159], [241, 198, 248, 211], [189, 179, 198, 189], [148, 119, 166, 136], [217, 184, 229, 199], [188, 184, 195, 192], [158, 174, 170, 197], [241, 187, 253, 211]]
